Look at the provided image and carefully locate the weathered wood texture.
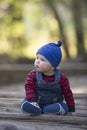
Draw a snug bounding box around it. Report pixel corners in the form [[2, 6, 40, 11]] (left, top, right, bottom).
[[0, 92, 87, 130], [0, 74, 87, 130]]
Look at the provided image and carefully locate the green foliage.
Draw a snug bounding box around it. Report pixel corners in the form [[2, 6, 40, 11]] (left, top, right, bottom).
[[0, 0, 87, 61], [0, 0, 28, 57]]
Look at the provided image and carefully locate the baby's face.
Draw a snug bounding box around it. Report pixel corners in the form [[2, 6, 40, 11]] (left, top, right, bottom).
[[34, 54, 54, 75]]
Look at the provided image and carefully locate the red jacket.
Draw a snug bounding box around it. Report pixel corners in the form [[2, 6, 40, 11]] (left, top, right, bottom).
[[24, 70, 75, 112]]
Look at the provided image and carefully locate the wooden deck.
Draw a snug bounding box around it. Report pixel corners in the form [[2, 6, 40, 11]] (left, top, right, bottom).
[[0, 83, 87, 130]]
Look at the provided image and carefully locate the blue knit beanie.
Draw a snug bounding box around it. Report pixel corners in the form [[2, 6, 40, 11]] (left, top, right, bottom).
[[36, 40, 62, 68]]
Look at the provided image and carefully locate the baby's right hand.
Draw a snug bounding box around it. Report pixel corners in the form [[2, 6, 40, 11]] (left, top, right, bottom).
[[30, 102, 40, 108]]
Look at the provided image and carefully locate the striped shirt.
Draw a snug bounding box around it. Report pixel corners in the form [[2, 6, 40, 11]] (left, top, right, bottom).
[[24, 70, 75, 112]]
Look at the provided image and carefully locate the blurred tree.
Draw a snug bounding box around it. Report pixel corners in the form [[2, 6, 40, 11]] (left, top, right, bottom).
[[43, 0, 87, 60], [0, 0, 87, 61], [43, 0, 70, 58], [72, 0, 86, 60]]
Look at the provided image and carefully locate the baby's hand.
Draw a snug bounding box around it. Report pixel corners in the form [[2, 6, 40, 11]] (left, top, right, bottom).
[[30, 102, 40, 108], [67, 112, 76, 116]]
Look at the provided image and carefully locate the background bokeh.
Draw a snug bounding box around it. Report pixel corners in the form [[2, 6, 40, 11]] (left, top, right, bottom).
[[0, 0, 87, 63], [0, 0, 87, 86]]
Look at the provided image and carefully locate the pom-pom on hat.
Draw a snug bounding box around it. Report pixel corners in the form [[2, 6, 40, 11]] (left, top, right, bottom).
[[36, 40, 62, 68]]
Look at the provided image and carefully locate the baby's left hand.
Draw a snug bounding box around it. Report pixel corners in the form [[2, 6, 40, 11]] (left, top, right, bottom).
[[67, 112, 76, 116]]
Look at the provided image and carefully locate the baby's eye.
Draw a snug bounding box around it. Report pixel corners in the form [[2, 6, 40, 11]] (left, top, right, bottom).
[[41, 58, 46, 62], [36, 56, 39, 59]]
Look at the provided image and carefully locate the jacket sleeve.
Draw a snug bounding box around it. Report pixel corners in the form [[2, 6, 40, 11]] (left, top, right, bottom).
[[24, 70, 37, 102], [60, 73, 75, 112]]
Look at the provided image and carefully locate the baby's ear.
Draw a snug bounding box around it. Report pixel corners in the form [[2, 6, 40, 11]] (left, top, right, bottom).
[[51, 66, 55, 70]]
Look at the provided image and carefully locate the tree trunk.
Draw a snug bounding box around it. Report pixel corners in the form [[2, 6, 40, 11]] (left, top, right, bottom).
[[44, 0, 70, 58], [72, 0, 85, 58]]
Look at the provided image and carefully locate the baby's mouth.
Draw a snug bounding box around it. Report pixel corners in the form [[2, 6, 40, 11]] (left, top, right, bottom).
[[36, 65, 39, 69]]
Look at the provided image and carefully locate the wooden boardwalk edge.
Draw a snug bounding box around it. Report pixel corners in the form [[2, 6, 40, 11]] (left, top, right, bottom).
[[0, 112, 87, 125]]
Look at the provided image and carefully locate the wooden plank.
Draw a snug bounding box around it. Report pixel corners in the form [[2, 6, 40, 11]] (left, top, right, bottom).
[[0, 120, 86, 130], [0, 112, 87, 125], [0, 88, 87, 128], [0, 94, 87, 112], [0, 102, 86, 115]]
